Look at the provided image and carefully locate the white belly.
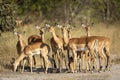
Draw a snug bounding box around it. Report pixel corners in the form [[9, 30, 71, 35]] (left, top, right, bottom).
[[76, 46, 88, 51], [33, 50, 41, 55], [29, 49, 41, 56]]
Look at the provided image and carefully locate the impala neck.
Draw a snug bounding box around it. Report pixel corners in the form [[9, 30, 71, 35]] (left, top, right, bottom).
[[14, 52, 25, 71], [67, 30, 71, 39], [87, 31, 90, 37], [39, 29, 45, 43], [18, 35, 26, 48], [41, 34, 45, 43], [16, 52, 25, 63], [51, 30, 59, 42], [62, 28, 69, 45], [85, 27, 91, 37]]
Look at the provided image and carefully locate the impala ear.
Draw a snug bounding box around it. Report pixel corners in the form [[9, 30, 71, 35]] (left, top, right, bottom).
[[55, 22, 61, 28], [66, 24, 70, 28], [54, 22, 58, 26], [71, 25, 76, 30], [57, 24, 62, 28], [13, 31, 18, 36], [73, 25, 76, 28], [13, 28, 18, 35], [81, 23, 87, 28], [44, 23, 50, 32]]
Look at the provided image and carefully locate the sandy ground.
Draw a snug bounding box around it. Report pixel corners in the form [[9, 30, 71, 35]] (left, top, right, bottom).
[[0, 63, 120, 80]]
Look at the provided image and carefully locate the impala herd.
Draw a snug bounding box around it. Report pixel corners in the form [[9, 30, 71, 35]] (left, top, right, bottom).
[[10, 23, 112, 73]]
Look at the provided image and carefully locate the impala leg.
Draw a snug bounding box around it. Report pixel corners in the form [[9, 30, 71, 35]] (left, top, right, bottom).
[[42, 57, 46, 69], [41, 55, 45, 68], [105, 47, 112, 71], [57, 52, 61, 72], [22, 57, 27, 72], [69, 57, 74, 73], [52, 53, 57, 69], [56, 53, 59, 70], [81, 51, 85, 72], [59, 48, 65, 72], [98, 46, 107, 72], [19, 61, 22, 72], [102, 47, 107, 72], [33, 55, 36, 67], [55, 50, 61, 72], [93, 51, 98, 71], [63, 50, 69, 70], [88, 48, 95, 73], [60, 56, 63, 72], [43, 55, 49, 73], [77, 53, 81, 72], [29, 55, 33, 73], [85, 51, 90, 72], [64, 53, 69, 70], [72, 50, 77, 73]]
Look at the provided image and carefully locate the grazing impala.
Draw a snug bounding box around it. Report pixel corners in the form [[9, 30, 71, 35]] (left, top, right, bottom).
[[13, 31, 27, 71], [82, 23, 112, 71], [12, 42, 50, 73]]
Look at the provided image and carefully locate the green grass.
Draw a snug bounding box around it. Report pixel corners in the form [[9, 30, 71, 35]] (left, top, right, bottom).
[[0, 23, 119, 72]]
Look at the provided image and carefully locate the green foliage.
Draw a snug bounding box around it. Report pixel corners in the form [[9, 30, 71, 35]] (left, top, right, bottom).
[[0, 0, 16, 32], [1, 0, 120, 30], [14, 0, 120, 23]]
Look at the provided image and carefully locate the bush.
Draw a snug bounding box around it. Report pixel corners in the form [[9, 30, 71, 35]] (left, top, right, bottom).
[[0, 0, 16, 32]]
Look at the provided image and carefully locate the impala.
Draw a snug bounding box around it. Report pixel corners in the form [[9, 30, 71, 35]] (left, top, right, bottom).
[[12, 42, 50, 73], [82, 24, 112, 71], [10, 31, 31, 72], [46, 24, 68, 72], [59, 25, 98, 73], [13, 31, 27, 72], [14, 31, 26, 56], [27, 26, 46, 68]]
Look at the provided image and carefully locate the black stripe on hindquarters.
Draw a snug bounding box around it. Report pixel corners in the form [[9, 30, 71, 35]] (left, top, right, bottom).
[[40, 43, 50, 54]]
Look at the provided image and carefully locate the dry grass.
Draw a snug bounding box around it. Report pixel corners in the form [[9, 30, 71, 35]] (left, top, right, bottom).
[[0, 23, 119, 72]]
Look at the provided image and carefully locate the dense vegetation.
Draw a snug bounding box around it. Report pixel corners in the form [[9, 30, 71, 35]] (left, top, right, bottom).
[[0, 0, 120, 32]]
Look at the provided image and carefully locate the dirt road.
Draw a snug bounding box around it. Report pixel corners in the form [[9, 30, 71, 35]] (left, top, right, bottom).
[[0, 63, 120, 80]]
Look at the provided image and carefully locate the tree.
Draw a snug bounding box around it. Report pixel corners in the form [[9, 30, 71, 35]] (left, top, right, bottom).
[[0, 0, 16, 32]]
